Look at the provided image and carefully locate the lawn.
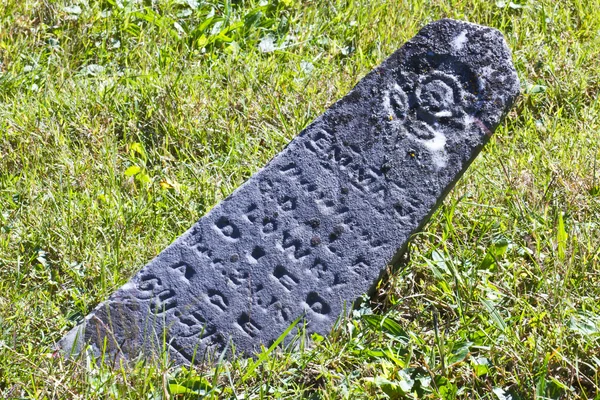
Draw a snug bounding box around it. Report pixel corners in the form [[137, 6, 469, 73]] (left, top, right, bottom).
[[1, 0, 599, 398]]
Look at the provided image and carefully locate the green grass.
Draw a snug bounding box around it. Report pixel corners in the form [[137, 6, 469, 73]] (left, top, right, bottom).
[[1, 0, 599, 398]]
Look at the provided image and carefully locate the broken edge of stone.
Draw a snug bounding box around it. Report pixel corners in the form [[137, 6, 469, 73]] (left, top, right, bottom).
[[58, 18, 520, 364]]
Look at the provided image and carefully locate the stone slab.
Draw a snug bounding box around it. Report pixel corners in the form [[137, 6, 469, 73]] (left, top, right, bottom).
[[60, 19, 519, 364]]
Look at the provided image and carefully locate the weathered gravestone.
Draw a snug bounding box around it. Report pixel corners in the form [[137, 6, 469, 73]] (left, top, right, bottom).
[[60, 19, 519, 364]]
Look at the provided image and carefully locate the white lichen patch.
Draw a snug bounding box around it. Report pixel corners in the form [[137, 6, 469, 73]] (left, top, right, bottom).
[[434, 110, 452, 118], [420, 128, 448, 169], [405, 123, 449, 169], [383, 83, 408, 121], [120, 281, 135, 292], [464, 114, 475, 126], [452, 30, 468, 50], [479, 65, 495, 83]]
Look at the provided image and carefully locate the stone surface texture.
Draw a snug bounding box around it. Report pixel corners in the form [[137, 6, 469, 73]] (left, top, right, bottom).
[[60, 19, 520, 364]]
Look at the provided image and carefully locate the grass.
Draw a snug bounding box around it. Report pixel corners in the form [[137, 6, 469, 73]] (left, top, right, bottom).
[[0, 0, 599, 398]]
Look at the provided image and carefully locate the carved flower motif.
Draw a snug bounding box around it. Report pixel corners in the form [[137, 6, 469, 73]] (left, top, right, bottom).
[[414, 71, 468, 119], [383, 70, 475, 168]]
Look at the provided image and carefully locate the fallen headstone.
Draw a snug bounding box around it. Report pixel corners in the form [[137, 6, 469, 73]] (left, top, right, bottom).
[[60, 19, 519, 364]]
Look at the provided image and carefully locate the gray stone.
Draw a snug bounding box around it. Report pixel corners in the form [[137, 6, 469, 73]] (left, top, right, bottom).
[[60, 19, 519, 364]]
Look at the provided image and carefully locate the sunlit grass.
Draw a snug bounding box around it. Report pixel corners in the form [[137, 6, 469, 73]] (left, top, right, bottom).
[[1, 0, 600, 398]]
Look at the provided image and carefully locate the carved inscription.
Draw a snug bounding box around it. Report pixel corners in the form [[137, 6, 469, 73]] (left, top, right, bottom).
[[215, 216, 240, 240], [174, 309, 216, 339], [238, 312, 262, 338], [273, 265, 299, 291], [249, 246, 266, 263], [150, 289, 177, 314], [306, 292, 331, 315], [208, 290, 228, 311], [170, 262, 195, 281]]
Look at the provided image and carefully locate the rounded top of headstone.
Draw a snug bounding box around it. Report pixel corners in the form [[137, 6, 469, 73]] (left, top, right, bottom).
[[380, 18, 520, 133]]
